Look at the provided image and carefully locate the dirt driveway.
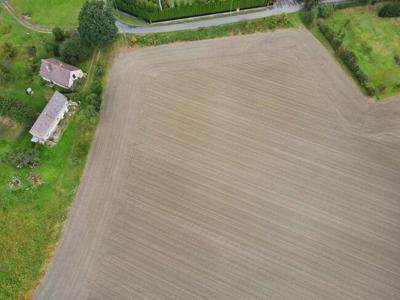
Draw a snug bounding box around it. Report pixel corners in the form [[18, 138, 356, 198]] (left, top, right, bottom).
[[34, 30, 400, 299]]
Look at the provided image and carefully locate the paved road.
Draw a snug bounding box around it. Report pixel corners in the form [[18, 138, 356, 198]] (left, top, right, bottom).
[[34, 30, 400, 300], [116, 5, 302, 34]]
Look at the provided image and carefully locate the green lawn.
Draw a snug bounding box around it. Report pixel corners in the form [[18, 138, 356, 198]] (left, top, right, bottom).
[[323, 5, 400, 98], [0, 8, 110, 299], [7, 0, 85, 28]]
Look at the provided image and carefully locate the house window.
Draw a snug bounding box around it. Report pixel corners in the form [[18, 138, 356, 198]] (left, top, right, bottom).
[[72, 74, 76, 79]]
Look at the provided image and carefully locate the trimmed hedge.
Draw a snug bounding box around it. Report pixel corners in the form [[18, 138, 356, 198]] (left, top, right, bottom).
[[0, 96, 36, 125], [378, 2, 400, 17], [116, 0, 272, 22], [318, 20, 377, 95]]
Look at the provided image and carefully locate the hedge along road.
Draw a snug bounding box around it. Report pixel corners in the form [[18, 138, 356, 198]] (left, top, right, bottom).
[[116, 4, 302, 34]]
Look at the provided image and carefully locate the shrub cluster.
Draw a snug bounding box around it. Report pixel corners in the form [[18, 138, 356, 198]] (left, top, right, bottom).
[[378, 2, 400, 17], [60, 34, 92, 65], [83, 65, 105, 118], [0, 96, 36, 124], [2, 148, 40, 169], [116, 0, 272, 22], [319, 4, 334, 18], [318, 21, 377, 96]]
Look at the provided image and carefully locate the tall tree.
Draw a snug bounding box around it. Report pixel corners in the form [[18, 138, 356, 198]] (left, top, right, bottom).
[[78, 0, 118, 48]]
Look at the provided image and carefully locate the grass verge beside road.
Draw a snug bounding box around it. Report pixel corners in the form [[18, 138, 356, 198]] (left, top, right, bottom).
[[128, 12, 302, 46]]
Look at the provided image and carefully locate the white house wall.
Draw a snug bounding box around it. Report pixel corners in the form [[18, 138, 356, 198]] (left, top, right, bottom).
[[68, 70, 84, 88]]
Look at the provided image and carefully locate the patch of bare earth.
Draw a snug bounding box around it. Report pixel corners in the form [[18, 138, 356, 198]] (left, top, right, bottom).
[[34, 30, 400, 300]]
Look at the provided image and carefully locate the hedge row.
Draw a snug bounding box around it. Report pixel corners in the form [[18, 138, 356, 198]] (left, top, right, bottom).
[[116, 0, 272, 22], [318, 21, 377, 96], [0, 96, 35, 125], [378, 2, 400, 17]]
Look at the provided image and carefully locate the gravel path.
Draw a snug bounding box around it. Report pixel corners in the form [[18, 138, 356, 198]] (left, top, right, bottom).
[[0, 0, 51, 33], [34, 30, 400, 300]]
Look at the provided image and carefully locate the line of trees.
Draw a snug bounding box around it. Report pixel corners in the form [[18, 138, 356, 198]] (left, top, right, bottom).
[[317, 21, 380, 96]]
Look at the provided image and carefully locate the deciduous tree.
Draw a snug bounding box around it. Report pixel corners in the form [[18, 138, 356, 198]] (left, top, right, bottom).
[[78, 1, 118, 48]]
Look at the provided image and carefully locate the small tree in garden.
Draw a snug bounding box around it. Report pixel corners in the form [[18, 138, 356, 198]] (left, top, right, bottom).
[[52, 27, 66, 42], [78, 0, 118, 48], [60, 35, 91, 65]]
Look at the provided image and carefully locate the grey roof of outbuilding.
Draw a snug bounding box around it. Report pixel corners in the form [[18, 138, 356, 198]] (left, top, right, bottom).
[[29, 91, 68, 139], [39, 58, 80, 88]]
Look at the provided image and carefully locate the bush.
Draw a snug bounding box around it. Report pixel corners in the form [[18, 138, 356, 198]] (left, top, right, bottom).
[[305, 5, 319, 25], [90, 80, 103, 96], [319, 4, 334, 18], [60, 35, 91, 65], [0, 60, 12, 83], [26, 46, 37, 57], [378, 2, 400, 17], [45, 42, 60, 56], [26, 57, 40, 77], [304, 0, 319, 10], [86, 93, 101, 111], [86, 104, 98, 118], [52, 27, 66, 42], [2, 148, 40, 169], [94, 62, 104, 77], [0, 96, 35, 124], [395, 54, 400, 66], [127, 35, 137, 46], [365, 84, 376, 96], [1, 42, 17, 59], [116, 0, 273, 22]]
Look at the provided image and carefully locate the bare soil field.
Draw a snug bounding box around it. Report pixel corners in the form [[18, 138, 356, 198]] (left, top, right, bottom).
[[34, 30, 400, 299]]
